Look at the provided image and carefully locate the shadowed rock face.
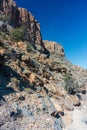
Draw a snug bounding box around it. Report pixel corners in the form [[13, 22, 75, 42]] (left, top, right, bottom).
[[0, 0, 44, 51]]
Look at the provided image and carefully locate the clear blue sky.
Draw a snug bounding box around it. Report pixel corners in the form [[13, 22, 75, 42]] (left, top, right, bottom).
[[15, 0, 87, 69]]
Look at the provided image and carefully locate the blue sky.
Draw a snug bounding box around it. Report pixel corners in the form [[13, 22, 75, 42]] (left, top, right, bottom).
[[15, 0, 87, 69]]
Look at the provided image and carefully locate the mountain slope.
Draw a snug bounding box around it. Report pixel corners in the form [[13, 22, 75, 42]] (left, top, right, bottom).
[[0, 0, 87, 130]]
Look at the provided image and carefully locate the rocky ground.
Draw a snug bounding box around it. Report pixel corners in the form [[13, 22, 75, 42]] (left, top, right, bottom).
[[0, 85, 87, 130], [0, 39, 87, 130], [0, 0, 87, 130], [67, 93, 87, 130]]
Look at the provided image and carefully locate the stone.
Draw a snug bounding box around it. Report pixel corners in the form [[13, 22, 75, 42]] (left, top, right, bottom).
[[70, 95, 81, 106], [43, 40, 65, 56], [39, 54, 47, 60], [29, 73, 36, 83], [82, 90, 86, 94], [61, 98, 74, 111], [29, 73, 44, 86], [18, 96, 25, 101], [10, 109, 23, 120], [54, 88, 66, 97], [22, 69, 30, 75], [22, 54, 30, 63], [36, 86, 42, 93], [79, 87, 87, 94], [50, 98, 63, 114], [17, 41, 27, 49]]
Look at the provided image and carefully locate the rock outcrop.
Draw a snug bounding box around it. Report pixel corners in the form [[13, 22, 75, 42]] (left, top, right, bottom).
[[0, 0, 44, 51], [43, 40, 65, 56]]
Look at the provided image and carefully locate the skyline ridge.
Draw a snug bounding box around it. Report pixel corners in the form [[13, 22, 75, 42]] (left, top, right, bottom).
[[12, 0, 87, 69]]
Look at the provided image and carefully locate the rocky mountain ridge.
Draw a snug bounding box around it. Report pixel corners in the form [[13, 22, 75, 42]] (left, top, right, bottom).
[[43, 40, 65, 57], [0, 0, 87, 130], [0, 0, 44, 51]]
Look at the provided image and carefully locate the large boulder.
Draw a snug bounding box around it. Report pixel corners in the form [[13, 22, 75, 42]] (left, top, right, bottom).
[[29, 73, 44, 87], [70, 95, 81, 106], [50, 98, 63, 114], [61, 97, 74, 111]]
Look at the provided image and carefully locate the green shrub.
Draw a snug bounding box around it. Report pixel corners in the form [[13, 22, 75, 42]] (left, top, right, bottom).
[[11, 27, 25, 42], [64, 73, 79, 94], [0, 30, 7, 39], [0, 15, 8, 22], [27, 43, 33, 52]]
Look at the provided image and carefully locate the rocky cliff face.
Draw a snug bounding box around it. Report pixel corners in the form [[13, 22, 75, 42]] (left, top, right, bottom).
[[43, 40, 65, 57], [0, 0, 44, 51]]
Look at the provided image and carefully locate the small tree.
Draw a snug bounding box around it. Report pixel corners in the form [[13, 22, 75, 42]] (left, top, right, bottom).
[[11, 27, 25, 42], [64, 73, 79, 94], [0, 15, 8, 22]]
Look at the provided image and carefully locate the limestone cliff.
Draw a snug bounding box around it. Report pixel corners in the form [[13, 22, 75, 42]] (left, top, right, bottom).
[[43, 40, 65, 57], [0, 0, 44, 50]]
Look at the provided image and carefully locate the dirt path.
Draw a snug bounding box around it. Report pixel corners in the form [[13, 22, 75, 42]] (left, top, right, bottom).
[[67, 94, 87, 130]]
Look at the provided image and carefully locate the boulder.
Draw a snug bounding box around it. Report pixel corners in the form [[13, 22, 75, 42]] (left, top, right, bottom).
[[70, 95, 81, 106], [21, 55, 30, 63], [51, 98, 63, 114], [61, 97, 74, 111], [29, 73, 36, 83], [29, 73, 44, 86], [54, 88, 66, 97]]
